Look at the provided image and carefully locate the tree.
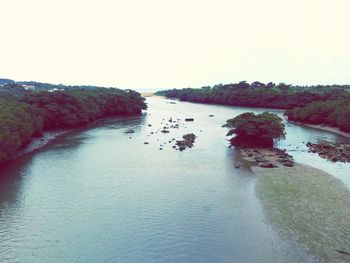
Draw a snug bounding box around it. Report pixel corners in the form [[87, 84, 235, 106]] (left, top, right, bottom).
[[223, 112, 285, 147]]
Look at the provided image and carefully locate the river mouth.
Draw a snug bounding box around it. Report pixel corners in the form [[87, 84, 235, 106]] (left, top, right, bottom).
[[0, 96, 349, 262]]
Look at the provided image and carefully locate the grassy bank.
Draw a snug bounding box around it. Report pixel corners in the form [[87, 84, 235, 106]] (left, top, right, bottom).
[[253, 164, 350, 262]]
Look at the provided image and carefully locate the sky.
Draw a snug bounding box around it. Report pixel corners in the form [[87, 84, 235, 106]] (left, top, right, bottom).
[[0, 0, 349, 90]]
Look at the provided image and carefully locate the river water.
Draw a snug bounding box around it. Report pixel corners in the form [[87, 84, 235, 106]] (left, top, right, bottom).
[[0, 96, 349, 263]]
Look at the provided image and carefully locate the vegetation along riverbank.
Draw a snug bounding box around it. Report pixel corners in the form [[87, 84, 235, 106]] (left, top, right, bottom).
[[0, 81, 147, 165], [157, 81, 350, 135]]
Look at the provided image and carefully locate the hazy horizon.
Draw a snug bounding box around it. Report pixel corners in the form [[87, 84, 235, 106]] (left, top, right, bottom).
[[1, 0, 349, 90]]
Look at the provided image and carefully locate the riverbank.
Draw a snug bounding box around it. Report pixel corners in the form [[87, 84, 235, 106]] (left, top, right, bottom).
[[1, 114, 140, 167], [284, 117, 350, 139], [279, 113, 350, 139], [301, 123, 350, 138], [252, 163, 350, 262], [19, 130, 70, 156]]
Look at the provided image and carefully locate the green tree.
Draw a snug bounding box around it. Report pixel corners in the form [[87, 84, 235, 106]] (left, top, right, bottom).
[[223, 112, 286, 147]]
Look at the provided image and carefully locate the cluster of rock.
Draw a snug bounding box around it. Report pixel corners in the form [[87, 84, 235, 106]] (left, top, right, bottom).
[[306, 141, 350, 163], [241, 148, 295, 168], [274, 149, 295, 167], [160, 117, 181, 133], [175, 133, 196, 151], [135, 114, 199, 151]]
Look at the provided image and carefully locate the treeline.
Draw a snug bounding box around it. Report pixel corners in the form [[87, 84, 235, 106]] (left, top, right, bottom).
[[0, 98, 43, 162], [156, 81, 350, 109], [0, 78, 116, 92], [157, 81, 350, 132], [0, 89, 147, 164], [285, 100, 350, 132]]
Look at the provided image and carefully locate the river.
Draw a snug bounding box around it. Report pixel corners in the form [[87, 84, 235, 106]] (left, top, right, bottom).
[[0, 96, 349, 262]]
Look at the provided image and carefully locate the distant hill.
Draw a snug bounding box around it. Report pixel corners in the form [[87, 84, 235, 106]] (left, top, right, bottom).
[[0, 78, 15, 85]]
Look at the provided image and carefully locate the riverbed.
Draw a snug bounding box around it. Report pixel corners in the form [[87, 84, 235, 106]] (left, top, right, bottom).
[[0, 96, 349, 262]]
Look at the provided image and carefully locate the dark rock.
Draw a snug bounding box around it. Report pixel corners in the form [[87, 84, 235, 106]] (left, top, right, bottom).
[[255, 156, 267, 163], [125, 129, 135, 134], [259, 161, 274, 168], [175, 133, 196, 151], [283, 162, 294, 167], [306, 141, 350, 163], [179, 146, 186, 151]]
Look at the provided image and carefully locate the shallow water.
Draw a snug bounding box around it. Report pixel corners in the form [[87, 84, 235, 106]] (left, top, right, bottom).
[[0, 96, 349, 262]]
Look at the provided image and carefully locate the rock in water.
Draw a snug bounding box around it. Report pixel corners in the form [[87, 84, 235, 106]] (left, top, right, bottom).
[[125, 129, 135, 134], [175, 133, 196, 151], [259, 161, 275, 168]]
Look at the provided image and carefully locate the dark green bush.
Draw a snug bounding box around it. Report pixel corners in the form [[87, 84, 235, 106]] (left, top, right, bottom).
[[224, 112, 285, 147]]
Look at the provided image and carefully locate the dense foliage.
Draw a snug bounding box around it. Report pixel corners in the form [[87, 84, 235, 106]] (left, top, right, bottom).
[[20, 89, 146, 129], [0, 98, 44, 162], [224, 112, 285, 147], [0, 88, 146, 164], [285, 100, 350, 132], [156, 82, 350, 109], [158, 81, 350, 132]]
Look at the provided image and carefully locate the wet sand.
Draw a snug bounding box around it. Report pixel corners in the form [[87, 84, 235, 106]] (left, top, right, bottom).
[[19, 130, 69, 157], [252, 163, 350, 262]]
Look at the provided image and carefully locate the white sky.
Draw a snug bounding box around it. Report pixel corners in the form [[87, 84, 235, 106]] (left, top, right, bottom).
[[0, 0, 349, 90]]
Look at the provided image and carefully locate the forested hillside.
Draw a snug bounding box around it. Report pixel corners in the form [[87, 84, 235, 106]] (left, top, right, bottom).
[[0, 88, 147, 164]]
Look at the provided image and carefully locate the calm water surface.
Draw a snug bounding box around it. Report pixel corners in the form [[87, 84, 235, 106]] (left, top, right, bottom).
[[0, 97, 349, 263]]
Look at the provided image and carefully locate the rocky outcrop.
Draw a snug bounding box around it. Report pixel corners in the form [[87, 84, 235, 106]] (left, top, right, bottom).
[[175, 133, 196, 151], [241, 148, 295, 168], [306, 141, 350, 163]]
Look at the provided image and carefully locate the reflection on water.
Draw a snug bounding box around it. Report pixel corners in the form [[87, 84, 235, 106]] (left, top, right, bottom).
[[0, 96, 349, 262]]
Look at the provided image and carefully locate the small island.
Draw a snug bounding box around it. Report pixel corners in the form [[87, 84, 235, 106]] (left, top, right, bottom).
[[223, 112, 294, 168]]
